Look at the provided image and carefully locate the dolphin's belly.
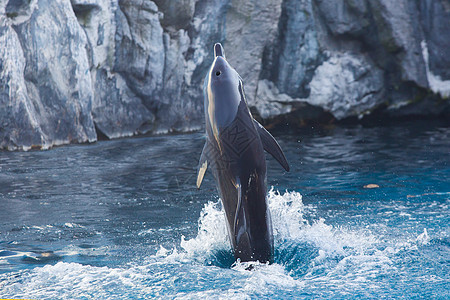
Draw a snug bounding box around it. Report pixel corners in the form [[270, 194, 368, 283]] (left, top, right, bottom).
[[212, 144, 265, 223], [210, 141, 265, 234], [211, 113, 266, 195]]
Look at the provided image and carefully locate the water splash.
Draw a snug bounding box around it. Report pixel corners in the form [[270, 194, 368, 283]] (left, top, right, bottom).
[[150, 189, 384, 284], [416, 228, 430, 245], [0, 190, 441, 299], [179, 200, 230, 265]]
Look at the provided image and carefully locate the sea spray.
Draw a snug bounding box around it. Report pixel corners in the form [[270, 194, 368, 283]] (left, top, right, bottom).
[[0, 190, 434, 299], [180, 200, 229, 261]]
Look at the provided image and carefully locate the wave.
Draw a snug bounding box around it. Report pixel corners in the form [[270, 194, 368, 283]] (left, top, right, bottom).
[[1, 190, 444, 299]]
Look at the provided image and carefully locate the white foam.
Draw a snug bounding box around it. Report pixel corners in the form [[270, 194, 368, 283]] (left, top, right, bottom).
[[269, 190, 378, 256], [157, 190, 382, 270], [0, 190, 397, 298], [416, 228, 430, 245], [180, 200, 229, 260]]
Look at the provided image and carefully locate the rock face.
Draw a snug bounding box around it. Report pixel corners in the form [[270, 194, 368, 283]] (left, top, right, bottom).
[[1, 0, 96, 150], [0, 0, 449, 150]]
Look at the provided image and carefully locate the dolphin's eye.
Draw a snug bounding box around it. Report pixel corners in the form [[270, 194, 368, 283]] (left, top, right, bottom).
[[216, 70, 221, 76]]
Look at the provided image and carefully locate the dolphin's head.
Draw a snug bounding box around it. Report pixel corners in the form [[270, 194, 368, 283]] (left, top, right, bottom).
[[204, 43, 243, 141], [208, 43, 241, 101]]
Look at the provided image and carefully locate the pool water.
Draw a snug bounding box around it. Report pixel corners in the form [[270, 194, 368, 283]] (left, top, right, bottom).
[[0, 120, 449, 299]]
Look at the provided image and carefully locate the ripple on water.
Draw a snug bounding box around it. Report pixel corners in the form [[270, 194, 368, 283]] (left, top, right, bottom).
[[0, 191, 393, 299], [1, 122, 449, 299]]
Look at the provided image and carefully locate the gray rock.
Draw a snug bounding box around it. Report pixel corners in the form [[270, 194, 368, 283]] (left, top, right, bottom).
[[262, 0, 322, 99], [72, 0, 156, 138], [115, 0, 164, 100], [254, 80, 296, 120], [153, 0, 196, 30], [224, 0, 282, 104], [420, 40, 450, 98], [157, 29, 200, 132], [0, 22, 43, 150], [1, 0, 96, 150], [256, 52, 384, 121], [254, 79, 332, 125], [92, 69, 155, 138], [1, 0, 449, 150], [306, 52, 384, 119], [315, 0, 369, 36], [370, 0, 428, 88], [418, 0, 450, 80]]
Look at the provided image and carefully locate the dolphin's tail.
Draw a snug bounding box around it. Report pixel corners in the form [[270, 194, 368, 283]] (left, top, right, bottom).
[[233, 174, 273, 263]]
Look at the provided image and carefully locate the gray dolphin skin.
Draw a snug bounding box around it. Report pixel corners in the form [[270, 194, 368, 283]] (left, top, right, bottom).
[[196, 43, 290, 263]]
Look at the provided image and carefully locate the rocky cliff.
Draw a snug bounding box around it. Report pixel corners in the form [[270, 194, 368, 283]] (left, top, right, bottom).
[[1, 0, 449, 150]]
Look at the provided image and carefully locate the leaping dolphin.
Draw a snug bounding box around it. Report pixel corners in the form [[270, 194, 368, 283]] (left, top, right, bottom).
[[196, 43, 289, 263]]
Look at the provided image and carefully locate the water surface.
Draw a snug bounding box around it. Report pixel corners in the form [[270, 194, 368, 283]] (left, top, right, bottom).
[[0, 120, 449, 299]]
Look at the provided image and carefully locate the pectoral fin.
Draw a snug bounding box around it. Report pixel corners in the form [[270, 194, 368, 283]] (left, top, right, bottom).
[[196, 142, 210, 189], [254, 120, 290, 172]]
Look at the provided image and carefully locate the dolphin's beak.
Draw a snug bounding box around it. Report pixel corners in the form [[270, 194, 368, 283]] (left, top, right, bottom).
[[214, 43, 225, 59]]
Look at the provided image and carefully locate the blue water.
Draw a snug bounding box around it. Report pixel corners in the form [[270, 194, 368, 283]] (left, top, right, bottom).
[[0, 120, 449, 299]]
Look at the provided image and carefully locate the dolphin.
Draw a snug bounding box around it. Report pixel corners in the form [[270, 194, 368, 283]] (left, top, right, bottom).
[[196, 43, 290, 263]]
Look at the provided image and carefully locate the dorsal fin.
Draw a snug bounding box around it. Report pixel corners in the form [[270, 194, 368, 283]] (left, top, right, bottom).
[[254, 120, 290, 172]]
